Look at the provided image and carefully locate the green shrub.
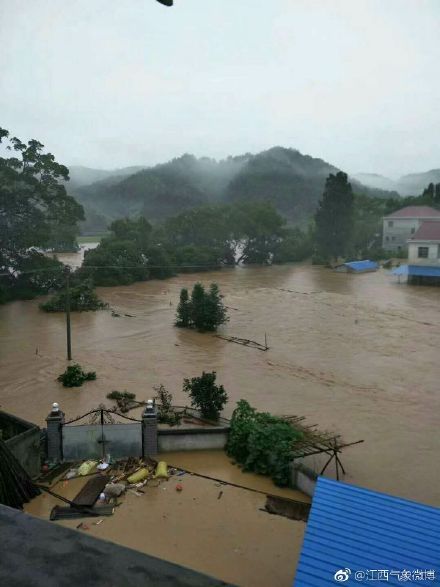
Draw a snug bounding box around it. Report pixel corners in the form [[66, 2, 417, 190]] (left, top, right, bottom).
[[183, 371, 228, 421], [106, 390, 136, 401], [153, 384, 182, 426], [226, 400, 303, 486], [57, 364, 96, 387]]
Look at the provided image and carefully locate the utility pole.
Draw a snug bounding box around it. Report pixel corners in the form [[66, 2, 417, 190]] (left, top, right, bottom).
[[65, 266, 72, 361]]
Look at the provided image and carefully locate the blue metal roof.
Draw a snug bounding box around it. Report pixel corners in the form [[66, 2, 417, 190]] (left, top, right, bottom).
[[392, 264, 440, 277], [344, 260, 379, 271], [294, 477, 440, 586]]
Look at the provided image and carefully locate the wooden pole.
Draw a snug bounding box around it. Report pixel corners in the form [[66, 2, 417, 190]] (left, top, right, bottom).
[[65, 267, 72, 361], [334, 448, 340, 481]]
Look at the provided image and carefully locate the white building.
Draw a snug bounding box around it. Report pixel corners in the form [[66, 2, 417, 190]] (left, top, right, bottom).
[[407, 221, 440, 265], [382, 206, 440, 253]]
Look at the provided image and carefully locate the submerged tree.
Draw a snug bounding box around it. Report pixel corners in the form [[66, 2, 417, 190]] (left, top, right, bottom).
[[314, 172, 354, 261], [40, 279, 108, 312], [175, 282, 228, 332], [175, 288, 191, 327]]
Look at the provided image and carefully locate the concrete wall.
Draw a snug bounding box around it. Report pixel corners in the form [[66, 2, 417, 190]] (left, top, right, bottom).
[[289, 462, 318, 497], [408, 242, 440, 263], [158, 427, 229, 452], [383, 217, 440, 252], [1, 411, 41, 478]]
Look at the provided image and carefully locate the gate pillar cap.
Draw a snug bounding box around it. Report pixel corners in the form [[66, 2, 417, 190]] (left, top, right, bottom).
[[143, 399, 156, 417]]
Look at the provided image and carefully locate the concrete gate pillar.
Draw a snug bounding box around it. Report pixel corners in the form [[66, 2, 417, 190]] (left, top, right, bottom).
[[142, 400, 158, 457], [46, 403, 65, 463]]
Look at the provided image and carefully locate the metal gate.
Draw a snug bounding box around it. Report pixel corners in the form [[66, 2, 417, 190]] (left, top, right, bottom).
[[62, 406, 142, 461]]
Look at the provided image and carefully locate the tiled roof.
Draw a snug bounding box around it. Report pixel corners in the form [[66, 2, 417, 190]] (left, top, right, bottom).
[[409, 221, 440, 241], [386, 206, 440, 219]]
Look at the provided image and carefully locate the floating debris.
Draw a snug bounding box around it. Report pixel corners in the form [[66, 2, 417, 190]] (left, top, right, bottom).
[[214, 334, 269, 351]]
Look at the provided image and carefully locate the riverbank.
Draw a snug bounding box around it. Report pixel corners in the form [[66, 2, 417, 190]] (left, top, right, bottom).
[[1, 264, 440, 507]]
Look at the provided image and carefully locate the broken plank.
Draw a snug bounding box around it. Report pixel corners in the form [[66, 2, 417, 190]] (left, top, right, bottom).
[[50, 505, 114, 521], [71, 475, 108, 508]]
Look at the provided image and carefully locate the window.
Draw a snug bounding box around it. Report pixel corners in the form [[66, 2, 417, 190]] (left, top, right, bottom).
[[391, 236, 396, 242], [388, 221, 394, 227], [418, 247, 429, 258], [411, 227, 415, 234], [385, 236, 389, 242]]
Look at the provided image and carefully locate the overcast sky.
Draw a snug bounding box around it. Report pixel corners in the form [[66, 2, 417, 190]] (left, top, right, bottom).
[[1, 0, 439, 177]]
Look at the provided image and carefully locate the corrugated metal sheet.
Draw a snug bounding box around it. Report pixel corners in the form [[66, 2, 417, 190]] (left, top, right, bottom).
[[392, 264, 440, 277], [343, 260, 379, 272], [392, 264, 409, 275], [294, 477, 440, 586]]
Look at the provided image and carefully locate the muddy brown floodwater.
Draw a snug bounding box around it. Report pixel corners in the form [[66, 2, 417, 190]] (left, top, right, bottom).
[[1, 261, 440, 509]]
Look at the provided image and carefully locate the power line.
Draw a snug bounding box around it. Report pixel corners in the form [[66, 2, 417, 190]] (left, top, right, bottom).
[[0, 262, 225, 277]]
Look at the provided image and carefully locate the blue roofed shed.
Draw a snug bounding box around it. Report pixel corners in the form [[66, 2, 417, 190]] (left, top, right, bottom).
[[392, 264, 440, 277], [335, 260, 379, 273], [294, 477, 440, 586]]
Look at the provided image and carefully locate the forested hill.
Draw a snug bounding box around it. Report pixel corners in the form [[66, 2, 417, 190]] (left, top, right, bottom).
[[70, 147, 398, 233]]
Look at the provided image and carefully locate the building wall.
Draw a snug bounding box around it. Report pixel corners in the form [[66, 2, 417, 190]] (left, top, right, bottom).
[[382, 218, 420, 251], [408, 242, 440, 264], [383, 217, 440, 252]]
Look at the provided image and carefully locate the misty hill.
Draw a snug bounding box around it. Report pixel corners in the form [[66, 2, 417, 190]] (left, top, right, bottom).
[[398, 169, 440, 196], [68, 165, 147, 189], [353, 169, 440, 196], [225, 147, 339, 220], [70, 147, 398, 232], [352, 173, 398, 192]]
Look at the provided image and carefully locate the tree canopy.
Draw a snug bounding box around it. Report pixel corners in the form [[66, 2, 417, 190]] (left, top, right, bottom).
[[175, 282, 228, 332], [0, 127, 84, 302], [314, 172, 354, 261]]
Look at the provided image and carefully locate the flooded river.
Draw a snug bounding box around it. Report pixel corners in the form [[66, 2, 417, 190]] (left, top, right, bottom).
[[1, 260, 440, 506]]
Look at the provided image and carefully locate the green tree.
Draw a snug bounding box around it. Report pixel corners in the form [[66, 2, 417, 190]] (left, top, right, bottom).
[[183, 371, 228, 421], [204, 283, 228, 331], [314, 172, 354, 261], [272, 226, 313, 263], [189, 282, 208, 331], [0, 127, 84, 302], [175, 288, 191, 327], [175, 282, 228, 332], [40, 279, 108, 312]]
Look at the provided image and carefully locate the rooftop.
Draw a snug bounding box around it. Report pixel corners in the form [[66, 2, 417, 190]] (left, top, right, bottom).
[[409, 220, 440, 241], [294, 477, 440, 586], [385, 205, 440, 219], [0, 504, 233, 587]]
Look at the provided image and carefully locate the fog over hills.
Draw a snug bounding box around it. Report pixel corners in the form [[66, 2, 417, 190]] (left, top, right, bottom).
[[67, 146, 407, 233], [353, 169, 440, 197]]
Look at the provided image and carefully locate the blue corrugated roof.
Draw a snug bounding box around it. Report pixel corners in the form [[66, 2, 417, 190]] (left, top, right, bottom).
[[392, 264, 409, 275], [294, 477, 440, 586], [344, 260, 379, 271], [392, 264, 440, 277]]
